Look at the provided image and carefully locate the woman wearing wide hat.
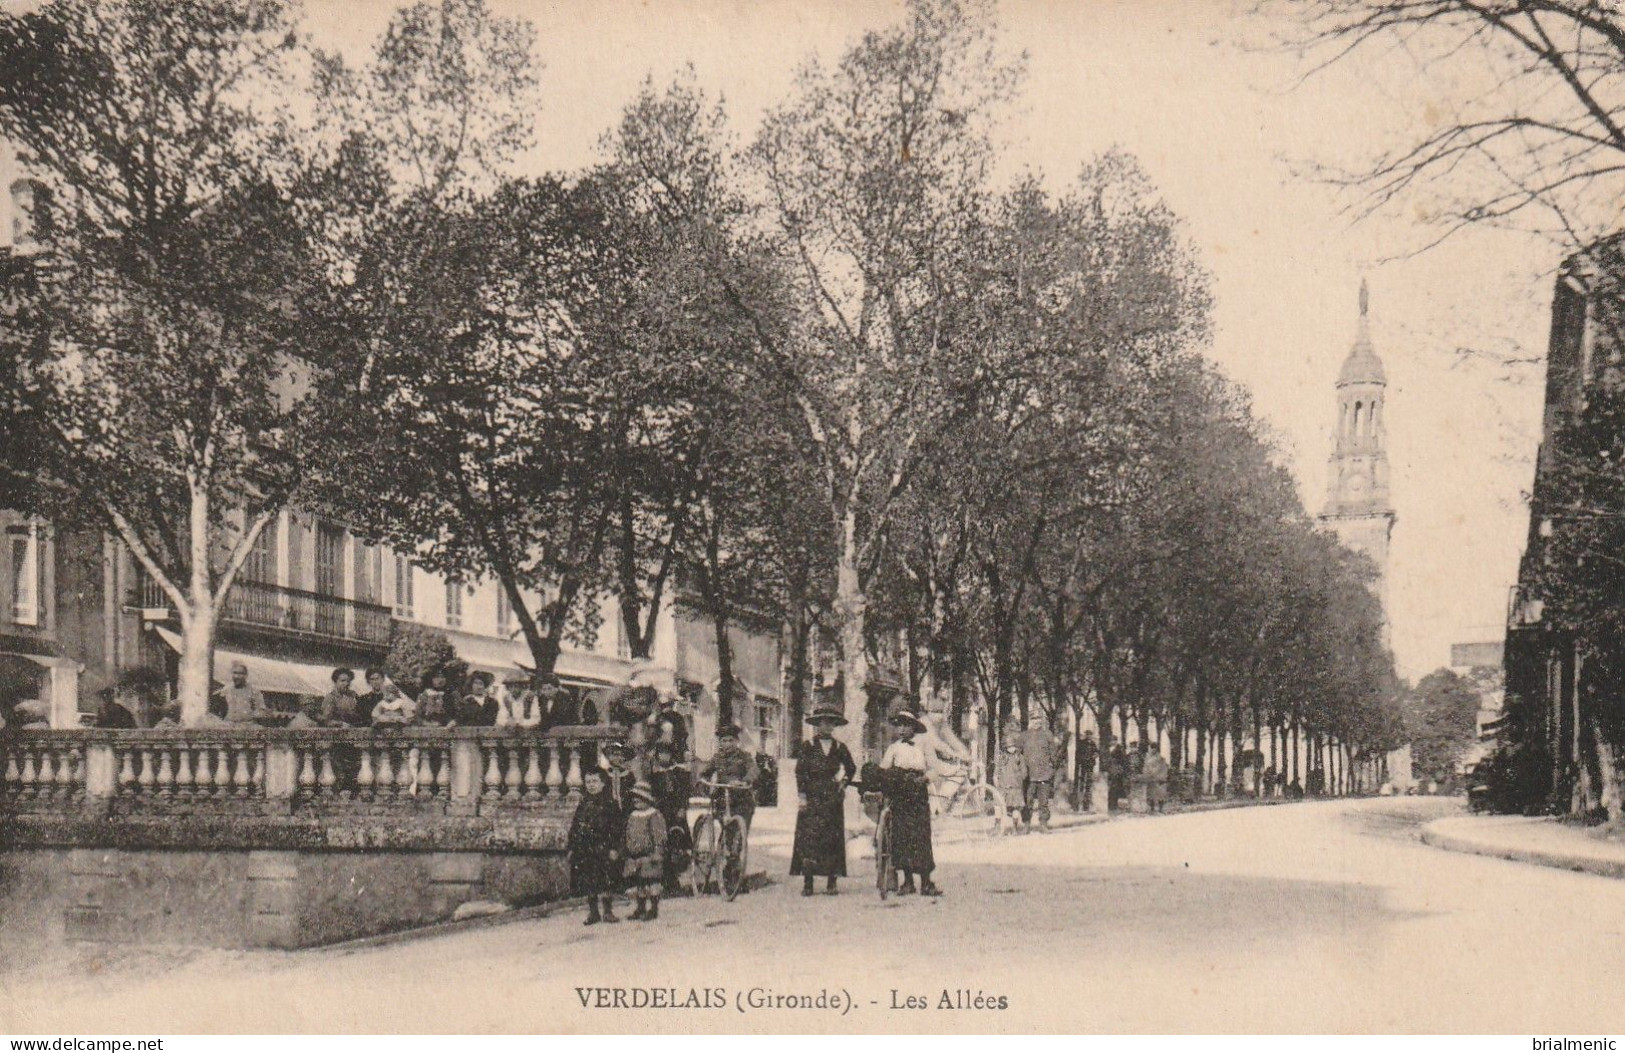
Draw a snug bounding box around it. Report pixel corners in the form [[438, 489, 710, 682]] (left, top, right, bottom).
[[879, 708, 942, 896], [790, 704, 858, 896]]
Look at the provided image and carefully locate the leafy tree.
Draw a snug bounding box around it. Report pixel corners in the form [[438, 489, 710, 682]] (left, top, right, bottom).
[[384, 622, 469, 696], [1403, 667, 1482, 782], [1272, 0, 1625, 256], [0, 0, 362, 723]]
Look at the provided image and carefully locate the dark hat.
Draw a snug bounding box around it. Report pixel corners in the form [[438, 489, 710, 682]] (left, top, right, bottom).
[[806, 704, 848, 727], [602, 740, 633, 759], [888, 710, 926, 734], [717, 722, 743, 739]]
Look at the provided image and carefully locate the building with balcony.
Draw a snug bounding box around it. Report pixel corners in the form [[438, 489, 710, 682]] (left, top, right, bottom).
[[1501, 235, 1625, 817]]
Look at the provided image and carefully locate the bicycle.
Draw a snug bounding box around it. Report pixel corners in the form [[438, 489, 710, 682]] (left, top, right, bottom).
[[690, 779, 752, 901], [932, 759, 1008, 842], [855, 776, 895, 900]]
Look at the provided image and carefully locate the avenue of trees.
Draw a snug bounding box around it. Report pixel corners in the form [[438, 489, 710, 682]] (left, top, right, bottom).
[[0, 0, 1402, 778], [1273, 1, 1625, 810]]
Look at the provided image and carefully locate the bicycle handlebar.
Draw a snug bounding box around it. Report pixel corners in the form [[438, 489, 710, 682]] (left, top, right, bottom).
[[699, 778, 753, 791]]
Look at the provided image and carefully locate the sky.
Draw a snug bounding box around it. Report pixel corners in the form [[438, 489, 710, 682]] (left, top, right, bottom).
[[2, 0, 1562, 680]]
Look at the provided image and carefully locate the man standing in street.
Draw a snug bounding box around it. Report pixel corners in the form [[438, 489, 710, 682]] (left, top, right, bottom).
[[1019, 715, 1062, 833], [1075, 729, 1099, 812]]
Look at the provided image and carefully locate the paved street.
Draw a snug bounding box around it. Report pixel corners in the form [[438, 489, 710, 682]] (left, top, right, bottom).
[[5, 797, 1624, 1034]]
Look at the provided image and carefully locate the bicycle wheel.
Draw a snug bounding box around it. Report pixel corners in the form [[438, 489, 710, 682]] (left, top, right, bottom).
[[874, 805, 893, 901], [951, 783, 1007, 840], [720, 817, 748, 902], [690, 815, 717, 897]]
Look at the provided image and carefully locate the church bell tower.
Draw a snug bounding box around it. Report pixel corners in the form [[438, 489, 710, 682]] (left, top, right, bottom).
[[1319, 281, 1396, 622]]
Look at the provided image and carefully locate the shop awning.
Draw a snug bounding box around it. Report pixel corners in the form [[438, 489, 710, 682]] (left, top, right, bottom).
[[154, 627, 333, 697]]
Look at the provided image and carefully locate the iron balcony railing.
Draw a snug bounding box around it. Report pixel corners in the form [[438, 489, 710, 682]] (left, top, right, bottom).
[[221, 580, 393, 647], [130, 576, 392, 647]]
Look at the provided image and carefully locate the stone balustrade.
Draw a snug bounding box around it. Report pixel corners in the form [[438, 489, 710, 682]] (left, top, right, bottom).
[[1, 724, 624, 951], [0, 725, 619, 820]]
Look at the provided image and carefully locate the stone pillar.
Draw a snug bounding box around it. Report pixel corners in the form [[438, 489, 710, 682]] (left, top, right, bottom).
[[263, 740, 298, 807], [449, 737, 481, 816]]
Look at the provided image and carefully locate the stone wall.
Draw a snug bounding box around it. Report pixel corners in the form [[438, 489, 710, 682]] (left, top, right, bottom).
[[0, 725, 612, 950]]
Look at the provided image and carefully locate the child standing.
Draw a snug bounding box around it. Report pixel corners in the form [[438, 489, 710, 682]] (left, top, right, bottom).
[[623, 782, 668, 921], [569, 768, 625, 925], [994, 733, 1029, 834]]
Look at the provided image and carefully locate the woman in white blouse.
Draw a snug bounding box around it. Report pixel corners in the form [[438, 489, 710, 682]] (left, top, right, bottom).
[[878, 710, 943, 896]]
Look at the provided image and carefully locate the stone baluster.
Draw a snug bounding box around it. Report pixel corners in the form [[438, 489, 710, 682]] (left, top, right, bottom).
[[135, 747, 155, 795], [414, 746, 432, 796], [298, 747, 316, 795], [19, 749, 39, 798], [483, 745, 502, 799], [36, 748, 56, 798], [61, 747, 82, 796], [433, 747, 450, 797], [317, 747, 335, 796], [376, 746, 395, 799], [194, 745, 215, 796], [216, 746, 235, 797], [565, 743, 584, 798], [357, 747, 375, 799], [544, 744, 563, 798], [504, 746, 525, 799], [234, 746, 253, 797], [117, 749, 136, 794], [523, 746, 543, 800], [154, 748, 174, 795], [4, 748, 19, 794], [175, 745, 194, 797]]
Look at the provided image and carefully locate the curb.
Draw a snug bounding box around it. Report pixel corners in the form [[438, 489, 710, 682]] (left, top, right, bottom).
[[316, 871, 775, 955], [1419, 819, 1625, 880]]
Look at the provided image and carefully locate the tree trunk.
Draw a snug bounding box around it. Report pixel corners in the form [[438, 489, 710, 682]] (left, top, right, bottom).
[[835, 517, 871, 761], [714, 609, 736, 729], [787, 598, 810, 741], [176, 483, 217, 726]]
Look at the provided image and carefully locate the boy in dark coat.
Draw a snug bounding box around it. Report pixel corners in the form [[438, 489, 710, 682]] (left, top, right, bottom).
[[699, 724, 759, 828], [569, 768, 625, 925]]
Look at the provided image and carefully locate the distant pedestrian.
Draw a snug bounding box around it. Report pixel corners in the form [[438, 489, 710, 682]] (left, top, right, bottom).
[[1020, 717, 1062, 832], [1075, 730, 1099, 811], [570, 768, 625, 926], [624, 782, 668, 922], [791, 704, 857, 896], [994, 733, 1028, 834], [1106, 743, 1129, 811], [1143, 747, 1170, 814]]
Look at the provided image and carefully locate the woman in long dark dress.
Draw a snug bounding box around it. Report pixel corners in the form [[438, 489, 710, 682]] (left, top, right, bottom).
[[790, 705, 857, 896], [879, 710, 941, 896]]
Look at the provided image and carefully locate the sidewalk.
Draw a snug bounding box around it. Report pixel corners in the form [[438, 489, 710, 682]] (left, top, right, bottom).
[[1421, 813, 1625, 879]]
